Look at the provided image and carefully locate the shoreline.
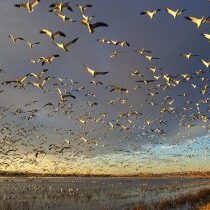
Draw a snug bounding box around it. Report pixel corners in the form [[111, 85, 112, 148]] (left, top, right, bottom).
[[0, 171, 210, 179]]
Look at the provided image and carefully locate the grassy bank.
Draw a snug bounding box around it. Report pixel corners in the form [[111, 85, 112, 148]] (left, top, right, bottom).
[[129, 188, 210, 210]]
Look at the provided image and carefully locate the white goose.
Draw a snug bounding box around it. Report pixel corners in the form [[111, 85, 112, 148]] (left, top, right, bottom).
[[84, 66, 109, 77], [180, 52, 198, 59], [39, 29, 66, 40], [140, 9, 161, 19], [200, 59, 210, 68], [8, 35, 24, 43], [185, 16, 210, 28], [29, 69, 48, 80], [201, 33, 210, 42], [28, 76, 50, 89], [165, 8, 186, 19], [53, 37, 79, 52], [57, 88, 76, 104], [15, 0, 41, 13]]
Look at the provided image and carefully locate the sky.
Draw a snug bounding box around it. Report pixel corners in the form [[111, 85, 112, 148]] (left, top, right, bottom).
[[0, 0, 209, 175]]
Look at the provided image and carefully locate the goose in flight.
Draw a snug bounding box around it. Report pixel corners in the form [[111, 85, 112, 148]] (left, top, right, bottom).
[[39, 29, 66, 40], [180, 52, 198, 59], [135, 48, 151, 55], [81, 14, 108, 33], [84, 66, 109, 77], [90, 80, 103, 86], [52, 37, 79, 52], [200, 59, 210, 68], [2, 74, 29, 87], [136, 79, 156, 85], [55, 13, 76, 22], [96, 38, 108, 44], [109, 51, 123, 59], [28, 69, 48, 80], [164, 8, 186, 19], [15, 0, 41, 13], [8, 35, 24, 43], [140, 9, 161, 19], [28, 76, 50, 89], [109, 86, 129, 93], [87, 102, 98, 107], [24, 40, 40, 48], [143, 54, 159, 61], [57, 88, 76, 104], [185, 16, 210, 28], [201, 33, 210, 42], [107, 39, 119, 45], [49, 2, 73, 13], [129, 70, 143, 77], [117, 41, 130, 47], [147, 67, 162, 73], [76, 4, 92, 13], [31, 54, 60, 65]]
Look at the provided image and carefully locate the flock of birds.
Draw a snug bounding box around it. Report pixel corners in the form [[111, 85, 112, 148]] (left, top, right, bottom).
[[0, 0, 209, 174]]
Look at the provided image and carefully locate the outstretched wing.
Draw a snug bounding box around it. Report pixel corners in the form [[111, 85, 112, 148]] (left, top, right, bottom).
[[56, 88, 62, 96], [65, 37, 79, 47], [54, 31, 66, 37], [92, 22, 108, 29], [14, 3, 28, 9], [96, 71, 109, 75], [31, 0, 41, 8]]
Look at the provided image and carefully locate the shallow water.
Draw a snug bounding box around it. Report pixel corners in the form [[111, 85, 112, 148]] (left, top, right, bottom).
[[0, 177, 209, 210]]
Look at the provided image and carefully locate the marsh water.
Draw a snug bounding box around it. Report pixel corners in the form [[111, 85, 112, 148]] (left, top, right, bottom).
[[0, 177, 210, 210]]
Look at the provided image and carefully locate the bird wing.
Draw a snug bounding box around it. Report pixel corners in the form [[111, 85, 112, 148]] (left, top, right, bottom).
[[41, 69, 48, 74], [65, 3, 73, 11], [181, 9, 187, 13], [65, 37, 79, 48], [41, 76, 49, 86], [49, 3, 57, 8], [136, 80, 144, 83], [54, 31, 66, 37], [32, 42, 40, 45], [20, 76, 28, 83], [147, 80, 156, 83], [165, 8, 175, 15], [84, 66, 95, 75], [96, 71, 109, 75], [140, 11, 147, 15], [185, 16, 198, 24], [31, 0, 40, 8], [16, 37, 24, 41], [64, 94, 76, 99], [29, 73, 38, 78], [29, 82, 40, 88], [2, 81, 17, 84], [57, 88, 62, 95], [92, 22, 108, 29], [40, 29, 51, 36], [15, 3, 27, 8], [109, 88, 116, 92]]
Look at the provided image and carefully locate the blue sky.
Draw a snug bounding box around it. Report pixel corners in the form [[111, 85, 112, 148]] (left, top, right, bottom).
[[0, 0, 209, 174]]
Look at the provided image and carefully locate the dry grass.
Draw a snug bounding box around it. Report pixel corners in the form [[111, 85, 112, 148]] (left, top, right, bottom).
[[124, 188, 210, 210], [152, 188, 210, 210]]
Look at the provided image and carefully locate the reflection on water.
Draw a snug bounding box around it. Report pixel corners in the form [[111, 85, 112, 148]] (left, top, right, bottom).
[[0, 177, 210, 210]]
